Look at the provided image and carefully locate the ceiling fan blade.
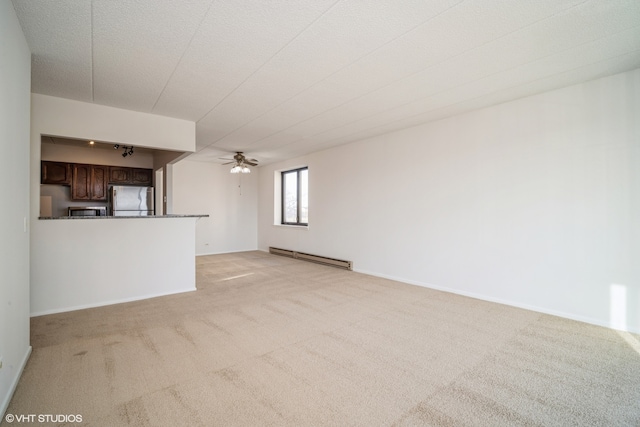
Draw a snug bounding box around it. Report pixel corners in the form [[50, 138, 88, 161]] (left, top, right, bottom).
[[221, 153, 256, 165]]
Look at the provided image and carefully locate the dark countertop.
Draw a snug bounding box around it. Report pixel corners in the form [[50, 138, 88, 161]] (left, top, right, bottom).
[[39, 214, 209, 220]]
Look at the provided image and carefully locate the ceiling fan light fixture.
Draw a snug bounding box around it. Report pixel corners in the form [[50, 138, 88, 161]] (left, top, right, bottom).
[[225, 152, 258, 173]]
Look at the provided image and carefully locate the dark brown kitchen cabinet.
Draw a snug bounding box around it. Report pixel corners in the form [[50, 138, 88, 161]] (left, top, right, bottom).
[[41, 161, 71, 185], [108, 166, 131, 184], [131, 168, 153, 185], [72, 164, 108, 201], [91, 166, 108, 200], [108, 166, 152, 186]]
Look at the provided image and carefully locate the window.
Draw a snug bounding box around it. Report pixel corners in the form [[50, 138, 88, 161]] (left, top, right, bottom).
[[281, 167, 308, 226]]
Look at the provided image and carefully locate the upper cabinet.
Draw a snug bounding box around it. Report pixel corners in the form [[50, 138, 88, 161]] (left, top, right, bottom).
[[72, 164, 108, 201], [131, 168, 153, 186], [41, 161, 71, 185], [42, 161, 153, 198], [108, 166, 130, 184], [109, 166, 152, 186]]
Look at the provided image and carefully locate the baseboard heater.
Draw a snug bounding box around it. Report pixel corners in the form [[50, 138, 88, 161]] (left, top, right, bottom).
[[269, 247, 353, 271]]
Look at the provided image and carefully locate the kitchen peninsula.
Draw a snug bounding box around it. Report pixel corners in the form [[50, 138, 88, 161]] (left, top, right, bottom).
[[35, 152, 210, 316], [32, 214, 208, 316]]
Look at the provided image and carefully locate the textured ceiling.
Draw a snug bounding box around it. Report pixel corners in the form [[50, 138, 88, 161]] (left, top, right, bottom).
[[12, 0, 640, 165]]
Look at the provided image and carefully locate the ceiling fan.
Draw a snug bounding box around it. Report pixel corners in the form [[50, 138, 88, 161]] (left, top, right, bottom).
[[221, 152, 258, 173]]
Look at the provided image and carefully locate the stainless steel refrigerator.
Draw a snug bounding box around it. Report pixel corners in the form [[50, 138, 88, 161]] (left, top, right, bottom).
[[111, 186, 154, 216]]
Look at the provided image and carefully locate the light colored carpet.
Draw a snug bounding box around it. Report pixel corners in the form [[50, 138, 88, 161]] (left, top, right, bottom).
[[4, 251, 640, 426]]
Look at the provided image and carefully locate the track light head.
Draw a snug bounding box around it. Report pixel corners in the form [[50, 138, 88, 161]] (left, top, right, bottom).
[[117, 145, 134, 157]]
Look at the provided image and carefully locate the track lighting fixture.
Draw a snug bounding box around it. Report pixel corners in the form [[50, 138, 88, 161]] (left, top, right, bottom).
[[117, 145, 134, 157]]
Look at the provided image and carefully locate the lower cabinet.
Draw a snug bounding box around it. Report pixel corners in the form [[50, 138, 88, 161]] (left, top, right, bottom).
[[72, 164, 108, 201]]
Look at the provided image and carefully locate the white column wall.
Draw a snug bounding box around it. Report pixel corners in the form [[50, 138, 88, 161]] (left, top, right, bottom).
[[172, 160, 258, 255], [258, 69, 640, 333], [0, 0, 32, 416]]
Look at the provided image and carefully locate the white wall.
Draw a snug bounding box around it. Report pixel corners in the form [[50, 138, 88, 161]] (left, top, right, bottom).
[[258, 69, 640, 334], [0, 0, 32, 416], [173, 160, 258, 255], [30, 95, 198, 315], [41, 141, 154, 168], [31, 94, 195, 152], [31, 218, 198, 315]]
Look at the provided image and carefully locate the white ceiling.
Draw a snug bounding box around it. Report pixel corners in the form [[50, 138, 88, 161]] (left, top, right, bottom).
[[12, 0, 640, 165]]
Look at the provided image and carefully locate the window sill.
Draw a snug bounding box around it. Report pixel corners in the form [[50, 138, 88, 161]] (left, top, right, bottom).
[[273, 224, 309, 230]]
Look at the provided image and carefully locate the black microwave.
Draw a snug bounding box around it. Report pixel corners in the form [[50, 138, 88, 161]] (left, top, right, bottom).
[[68, 206, 107, 217]]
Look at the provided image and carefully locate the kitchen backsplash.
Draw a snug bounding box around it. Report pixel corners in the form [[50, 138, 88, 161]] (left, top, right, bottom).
[[40, 184, 108, 217]]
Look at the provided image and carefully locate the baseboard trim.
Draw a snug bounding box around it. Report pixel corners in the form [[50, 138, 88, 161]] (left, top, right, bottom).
[[353, 268, 639, 335], [30, 288, 197, 317], [196, 248, 259, 256], [1, 345, 32, 419]]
